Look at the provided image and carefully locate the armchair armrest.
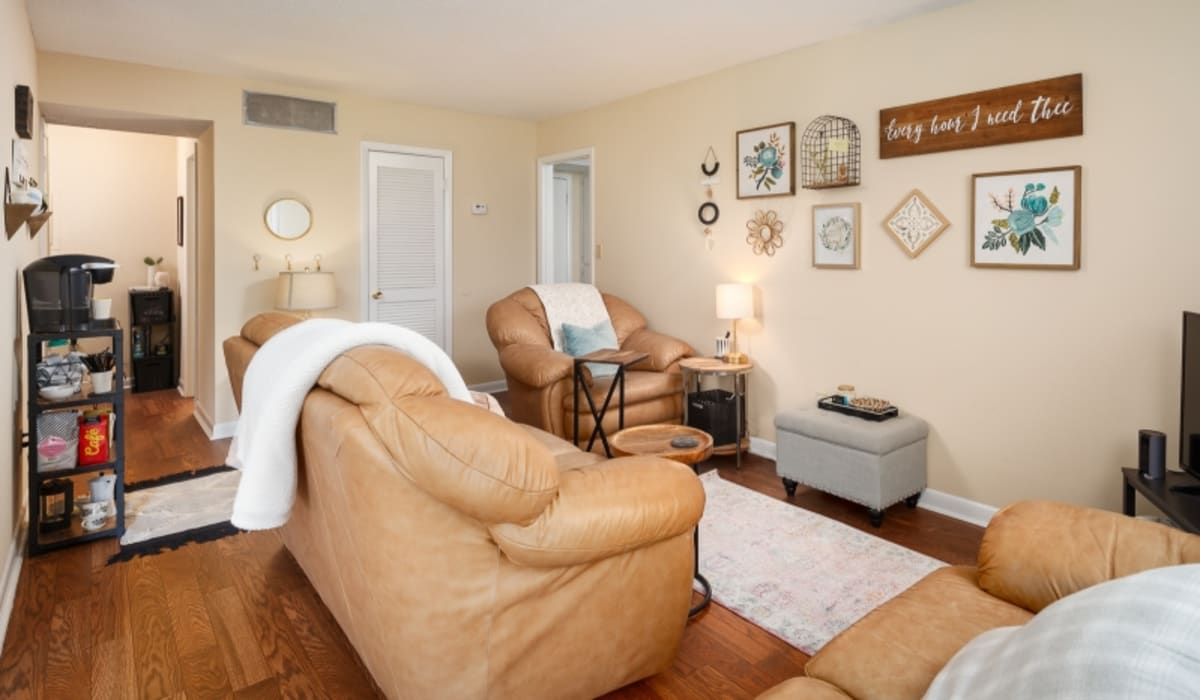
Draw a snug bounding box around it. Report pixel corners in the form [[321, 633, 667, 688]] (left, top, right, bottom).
[[490, 456, 705, 568], [620, 328, 693, 372], [498, 343, 575, 389], [977, 499, 1200, 613]]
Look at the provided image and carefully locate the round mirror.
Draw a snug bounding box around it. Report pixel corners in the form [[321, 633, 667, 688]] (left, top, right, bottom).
[[758, 225, 773, 240], [264, 199, 312, 240]]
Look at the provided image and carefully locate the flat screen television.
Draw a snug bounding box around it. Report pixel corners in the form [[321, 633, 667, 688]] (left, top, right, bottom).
[[1181, 311, 1200, 479]]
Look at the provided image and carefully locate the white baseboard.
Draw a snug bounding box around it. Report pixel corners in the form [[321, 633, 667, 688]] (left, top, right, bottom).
[[916, 488, 997, 528], [468, 379, 508, 394], [0, 514, 27, 653], [194, 402, 236, 441], [749, 436, 776, 461], [744, 438, 996, 528]]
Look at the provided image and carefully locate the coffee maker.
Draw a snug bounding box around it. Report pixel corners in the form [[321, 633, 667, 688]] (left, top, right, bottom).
[[23, 254, 119, 332]]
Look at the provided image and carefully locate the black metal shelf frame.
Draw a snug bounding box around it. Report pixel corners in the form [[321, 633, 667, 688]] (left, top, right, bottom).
[[26, 322, 125, 556]]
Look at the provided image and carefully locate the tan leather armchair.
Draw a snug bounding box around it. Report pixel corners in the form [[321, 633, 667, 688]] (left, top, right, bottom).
[[758, 501, 1200, 700], [486, 287, 694, 442], [224, 312, 706, 699]]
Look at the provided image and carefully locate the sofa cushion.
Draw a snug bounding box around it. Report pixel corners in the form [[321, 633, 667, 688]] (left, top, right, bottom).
[[563, 320, 620, 378], [519, 424, 605, 472], [756, 677, 852, 699], [925, 564, 1200, 700], [805, 566, 1032, 700]]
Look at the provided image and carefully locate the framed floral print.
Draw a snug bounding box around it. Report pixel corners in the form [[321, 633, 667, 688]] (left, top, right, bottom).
[[812, 202, 860, 269], [971, 165, 1081, 269], [736, 122, 795, 199]]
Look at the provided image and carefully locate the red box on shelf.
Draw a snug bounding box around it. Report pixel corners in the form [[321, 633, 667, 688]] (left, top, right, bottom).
[[78, 414, 109, 466]]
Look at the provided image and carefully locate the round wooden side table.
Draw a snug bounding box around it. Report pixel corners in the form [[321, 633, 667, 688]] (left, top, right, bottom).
[[679, 357, 753, 468], [611, 424, 713, 617]]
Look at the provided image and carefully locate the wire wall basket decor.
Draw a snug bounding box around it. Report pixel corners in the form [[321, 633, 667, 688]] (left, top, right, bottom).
[[800, 115, 861, 189]]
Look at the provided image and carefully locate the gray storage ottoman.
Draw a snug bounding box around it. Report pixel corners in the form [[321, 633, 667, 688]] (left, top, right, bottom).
[[775, 407, 928, 527]]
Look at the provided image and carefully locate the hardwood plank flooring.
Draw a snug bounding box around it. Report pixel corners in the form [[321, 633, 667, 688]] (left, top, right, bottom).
[[1, 389, 982, 699]]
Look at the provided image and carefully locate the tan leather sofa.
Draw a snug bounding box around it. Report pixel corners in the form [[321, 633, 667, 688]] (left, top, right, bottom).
[[758, 500, 1200, 700], [486, 288, 694, 442], [224, 312, 706, 699]]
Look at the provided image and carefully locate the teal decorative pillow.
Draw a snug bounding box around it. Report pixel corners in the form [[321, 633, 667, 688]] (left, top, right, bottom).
[[562, 320, 619, 379]]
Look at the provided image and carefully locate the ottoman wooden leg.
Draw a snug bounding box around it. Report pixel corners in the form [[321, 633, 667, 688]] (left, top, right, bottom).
[[868, 508, 884, 528], [782, 477, 798, 498]]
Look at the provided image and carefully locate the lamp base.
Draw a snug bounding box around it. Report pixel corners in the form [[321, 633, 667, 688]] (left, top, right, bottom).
[[722, 352, 748, 364]]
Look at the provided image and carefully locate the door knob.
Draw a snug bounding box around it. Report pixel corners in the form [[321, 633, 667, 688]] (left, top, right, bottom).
[[372, 290, 383, 300]]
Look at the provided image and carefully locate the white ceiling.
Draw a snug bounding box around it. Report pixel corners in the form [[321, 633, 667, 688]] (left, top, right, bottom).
[[28, 0, 965, 121]]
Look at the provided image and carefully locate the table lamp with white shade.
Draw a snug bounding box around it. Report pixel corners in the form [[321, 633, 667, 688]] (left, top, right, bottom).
[[275, 271, 336, 318], [716, 282, 753, 364]]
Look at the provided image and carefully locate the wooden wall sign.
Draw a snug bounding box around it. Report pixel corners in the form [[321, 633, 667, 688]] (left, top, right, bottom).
[[879, 74, 1082, 159]]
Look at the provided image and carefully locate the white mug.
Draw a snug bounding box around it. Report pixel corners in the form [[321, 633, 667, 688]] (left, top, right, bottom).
[[91, 297, 113, 320]]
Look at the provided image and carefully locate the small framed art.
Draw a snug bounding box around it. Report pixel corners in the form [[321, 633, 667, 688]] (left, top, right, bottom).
[[971, 165, 1081, 269], [812, 202, 860, 269], [176, 195, 184, 246], [736, 122, 795, 199], [884, 189, 949, 258]]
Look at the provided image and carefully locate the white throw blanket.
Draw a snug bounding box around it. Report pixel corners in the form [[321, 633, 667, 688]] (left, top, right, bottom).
[[527, 283, 611, 351], [226, 319, 472, 531]]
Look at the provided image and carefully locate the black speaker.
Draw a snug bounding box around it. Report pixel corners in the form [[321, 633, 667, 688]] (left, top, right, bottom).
[[1139, 429, 1166, 479], [14, 85, 32, 139]]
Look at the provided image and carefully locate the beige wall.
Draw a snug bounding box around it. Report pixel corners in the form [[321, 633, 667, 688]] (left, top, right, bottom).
[[0, 0, 41, 562], [38, 52, 537, 426], [538, 0, 1200, 510], [46, 124, 180, 373]]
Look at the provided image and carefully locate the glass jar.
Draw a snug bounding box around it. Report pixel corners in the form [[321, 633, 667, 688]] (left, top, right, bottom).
[[836, 384, 856, 405]]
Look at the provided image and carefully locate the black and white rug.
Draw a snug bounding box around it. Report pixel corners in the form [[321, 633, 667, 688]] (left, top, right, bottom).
[[108, 465, 241, 563]]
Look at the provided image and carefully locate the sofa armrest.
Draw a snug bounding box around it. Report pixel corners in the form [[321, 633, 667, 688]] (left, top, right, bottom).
[[977, 499, 1200, 613], [620, 328, 693, 372], [498, 343, 575, 389], [490, 456, 705, 568]]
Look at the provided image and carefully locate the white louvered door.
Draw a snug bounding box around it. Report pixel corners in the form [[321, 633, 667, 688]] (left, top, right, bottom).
[[367, 150, 449, 350]]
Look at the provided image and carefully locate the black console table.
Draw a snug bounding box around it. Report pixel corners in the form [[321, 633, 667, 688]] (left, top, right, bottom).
[[571, 349, 648, 457], [1121, 468, 1200, 534]]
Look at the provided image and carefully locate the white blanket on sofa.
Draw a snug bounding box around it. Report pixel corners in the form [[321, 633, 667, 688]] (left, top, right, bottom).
[[527, 283, 610, 351], [226, 318, 472, 531]]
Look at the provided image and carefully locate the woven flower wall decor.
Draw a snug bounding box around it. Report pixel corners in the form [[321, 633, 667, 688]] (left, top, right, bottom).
[[746, 210, 784, 256]]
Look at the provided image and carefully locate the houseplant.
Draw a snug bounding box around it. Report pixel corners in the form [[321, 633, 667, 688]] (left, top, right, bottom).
[[143, 256, 163, 288]]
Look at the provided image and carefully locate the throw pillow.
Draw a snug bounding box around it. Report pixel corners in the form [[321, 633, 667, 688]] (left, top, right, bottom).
[[562, 320, 619, 379], [924, 564, 1200, 700]]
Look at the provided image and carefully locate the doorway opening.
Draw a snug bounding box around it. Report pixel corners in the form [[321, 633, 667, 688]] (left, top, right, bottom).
[[40, 103, 212, 433], [537, 149, 594, 285]]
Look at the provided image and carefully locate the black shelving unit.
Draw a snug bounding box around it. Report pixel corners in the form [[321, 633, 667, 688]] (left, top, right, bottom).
[[130, 288, 178, 392], [26, 319, 125, 556]]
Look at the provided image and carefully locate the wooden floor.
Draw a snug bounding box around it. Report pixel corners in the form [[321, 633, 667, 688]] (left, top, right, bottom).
[[0, 390, 983, 699]]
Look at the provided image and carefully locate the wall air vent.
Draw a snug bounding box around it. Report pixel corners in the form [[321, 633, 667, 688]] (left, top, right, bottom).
[[242, 91, 337, 134]]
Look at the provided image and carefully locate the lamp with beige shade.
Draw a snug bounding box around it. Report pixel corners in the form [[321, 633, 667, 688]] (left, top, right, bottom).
[[716, 282, 753, 364], [275, 271, 336, 318]]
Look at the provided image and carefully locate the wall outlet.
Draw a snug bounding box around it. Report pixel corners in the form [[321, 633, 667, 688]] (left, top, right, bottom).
[[471, 203, 488, 215], [594, 243, 602, 259]]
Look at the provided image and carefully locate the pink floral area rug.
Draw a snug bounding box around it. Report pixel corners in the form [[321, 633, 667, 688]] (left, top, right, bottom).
[[695, 470, 944, 654]]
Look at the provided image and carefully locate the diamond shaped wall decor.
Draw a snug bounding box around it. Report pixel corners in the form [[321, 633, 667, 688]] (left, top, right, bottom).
[[883, 189, 949, 258]]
